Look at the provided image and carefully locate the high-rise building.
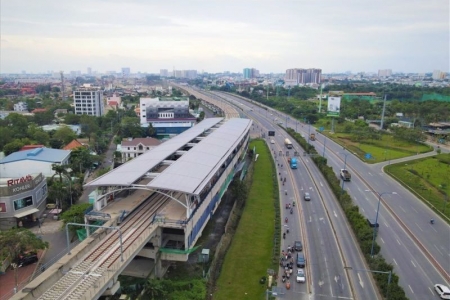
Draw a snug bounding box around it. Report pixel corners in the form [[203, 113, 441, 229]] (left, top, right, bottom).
[[160, 69, 169, 77], [432, 70, 445, 80], [243, 68, 259, 79], [284, 68, 321, 85], [73, 87, 104, 116], [87, 67, 92, 75], [122, 67, 131, 77], [378, 69, 392, 77]]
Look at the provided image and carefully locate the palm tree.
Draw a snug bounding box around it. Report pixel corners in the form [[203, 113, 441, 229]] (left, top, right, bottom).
[[51, 164, 68, 183]]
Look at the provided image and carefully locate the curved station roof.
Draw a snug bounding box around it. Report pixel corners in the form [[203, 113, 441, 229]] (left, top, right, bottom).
[[85, 117, 252, 195]]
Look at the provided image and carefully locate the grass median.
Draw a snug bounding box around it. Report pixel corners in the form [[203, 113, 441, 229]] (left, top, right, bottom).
[[214, 139, 277, 299]]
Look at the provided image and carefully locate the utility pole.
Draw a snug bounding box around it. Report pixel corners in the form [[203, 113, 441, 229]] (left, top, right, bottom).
[[60, 71, 65, 101], [380, 94, 387, 130]]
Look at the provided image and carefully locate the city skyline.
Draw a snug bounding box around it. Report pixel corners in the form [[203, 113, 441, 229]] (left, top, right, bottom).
[[1, 0, 448, 74]]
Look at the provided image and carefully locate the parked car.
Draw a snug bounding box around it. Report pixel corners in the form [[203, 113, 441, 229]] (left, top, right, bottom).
[[296, 269, 306, 283], [16, 252, 38, 268], [434, 284, 450, 299]]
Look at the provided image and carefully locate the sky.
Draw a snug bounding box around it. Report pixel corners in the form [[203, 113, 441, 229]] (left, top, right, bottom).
[[1, 0, 449, 74]]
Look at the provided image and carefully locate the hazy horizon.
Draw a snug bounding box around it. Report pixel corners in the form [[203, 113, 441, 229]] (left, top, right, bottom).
[[1, 0, 448, 74]]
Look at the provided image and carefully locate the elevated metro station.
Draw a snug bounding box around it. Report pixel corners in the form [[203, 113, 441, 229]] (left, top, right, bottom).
[[11, 117, 253, 300]]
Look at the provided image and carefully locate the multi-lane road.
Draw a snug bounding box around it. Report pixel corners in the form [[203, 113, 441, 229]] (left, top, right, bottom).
[[199, 89, 449, 300], [196, 90, 379, 299]]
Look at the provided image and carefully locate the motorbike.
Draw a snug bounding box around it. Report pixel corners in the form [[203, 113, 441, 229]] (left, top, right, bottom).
[[292, 201, 296, 207], [285, 217, 288, 223], [282, 275, 286, 283], [283, 233, 286, 239], [430, 219, 435, 224], [290, 208, 293, 214], [285, 190, 287, 195]]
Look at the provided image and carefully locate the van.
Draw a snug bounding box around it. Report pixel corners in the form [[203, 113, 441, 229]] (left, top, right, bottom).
[[296, 253, 306, 268]]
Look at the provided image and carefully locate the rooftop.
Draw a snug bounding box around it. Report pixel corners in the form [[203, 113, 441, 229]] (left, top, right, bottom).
[[0, 148, 71, 164]]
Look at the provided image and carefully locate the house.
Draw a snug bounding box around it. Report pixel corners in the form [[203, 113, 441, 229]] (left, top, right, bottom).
[[63, 139, 87, 151], [120, 137, 161, 163]]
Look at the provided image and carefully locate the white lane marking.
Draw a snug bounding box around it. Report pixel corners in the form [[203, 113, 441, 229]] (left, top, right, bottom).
[[319, 181, 323, 187], [309, 216, 312, 223], [412, 207, 418, 213], [365, 197, 370, 201], [415, 223, 423, 232], [358, 273, 364, 288], [396, 239, 401, 245], [431, 225, 438, 233], [368, 172, 373, 176], [411, 260, 416, 268], [393, 259, 397, 265], [360, 207, 365, 213], [334, 210, 337, 218], [380, 237, 385, 244], [384, 222, 388, 227], [319, 217, 324, 222], [399, 205, 406, 213], [434, 244, 443, 256], [409, 285, 414, 294], [429, 287, 434, 296]]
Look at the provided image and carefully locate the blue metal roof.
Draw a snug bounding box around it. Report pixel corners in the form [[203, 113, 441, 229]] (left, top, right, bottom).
[[0, 148, 71, 164]]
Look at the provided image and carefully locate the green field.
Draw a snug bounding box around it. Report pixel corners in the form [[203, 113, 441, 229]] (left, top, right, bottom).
[[385, 153, 450, 220], [214, 140, 277, 300], [314, 120, 433, 163]]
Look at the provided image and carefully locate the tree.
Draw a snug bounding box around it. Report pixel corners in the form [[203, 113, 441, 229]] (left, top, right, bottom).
[[59, 203, 92, 234], [51, 164, 69, 183], [80, 115, 99, 141], [3, 140, 25, 155], [63, 114, 80, 125], [119, 117, 143, 138], [53, 126, 77, 145], [0, 228, 48, 291]]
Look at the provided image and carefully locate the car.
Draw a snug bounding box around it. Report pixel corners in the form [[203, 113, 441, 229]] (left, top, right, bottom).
[[435, 284, 450, 299], [294, 241, 303, 251], [296, 253, 306, 268], [296, 269, 306, 283], [270, 140, 275, 144], [16, 252, 38, 268], [304, 192, 311, 201]]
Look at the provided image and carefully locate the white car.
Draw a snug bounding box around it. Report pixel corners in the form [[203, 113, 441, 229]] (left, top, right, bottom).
[[296, 269, 306, 283], [435, 284, 450, 299]]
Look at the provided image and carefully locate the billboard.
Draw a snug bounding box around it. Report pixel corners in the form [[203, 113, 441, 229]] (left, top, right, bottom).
[[327, 97, 341, 117]]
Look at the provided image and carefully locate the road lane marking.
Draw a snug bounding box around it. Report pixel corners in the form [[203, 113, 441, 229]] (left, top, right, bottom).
[[365, 197, 370, 201], [380, 237, 385, 244], [361, 207, 365, 213], [409, 285, 414, 294], [431, 225, 438, 233], [384, 222, 388, 227], [368, 172, 373, 176], [412, 207, 418, 213], [415, 223, 423, 232], [319, 181, 323, 187], [393, 259, 397, 265], [334, 210, 337, 218], [358, 273, 364, 288], [399, 205, 406, 213], [411, 260, 416, 268], [434, 244, 443, 256], [429, 287, 434, 295], [396, 239, 401, 245]]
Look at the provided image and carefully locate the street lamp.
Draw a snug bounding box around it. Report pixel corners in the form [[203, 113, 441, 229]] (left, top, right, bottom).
[[365, 190, 397, 257], [344, 266, 392, 299]]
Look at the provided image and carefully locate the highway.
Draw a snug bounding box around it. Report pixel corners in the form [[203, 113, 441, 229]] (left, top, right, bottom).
[[202, 90, 379, 299], [211, 90, 449, 300]]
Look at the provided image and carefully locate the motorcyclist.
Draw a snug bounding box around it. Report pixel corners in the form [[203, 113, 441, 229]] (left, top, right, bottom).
[[290, 208, 293, 214], [283, 232, 286, 239], [285, 217, 288, 223], [430, 219, 435, 224]]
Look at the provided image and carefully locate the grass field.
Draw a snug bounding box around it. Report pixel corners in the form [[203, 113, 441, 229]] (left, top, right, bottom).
[[214, 139, 276, 300], [320, 130, 432, 163], [385, 153, 450, 220]]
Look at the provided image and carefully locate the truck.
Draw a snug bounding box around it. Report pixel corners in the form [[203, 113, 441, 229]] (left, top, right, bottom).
[[340, 169, 351, 181], [284, 138, 293, 149], [310, 133, 316, 141], [289, 157, 297, 169]]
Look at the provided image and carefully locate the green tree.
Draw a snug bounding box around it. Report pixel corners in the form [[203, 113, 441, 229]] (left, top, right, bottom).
[[4, 113, 29, 138], [3, 140, 25, 155], [63, 114, 81, 125], [53, 126, 77, 145], [0, 127, 14, 150], [80, 115, 99, 141], [59, 203, 92, 234], [0, 228, 48, 291], [119, 117, 143, 138]]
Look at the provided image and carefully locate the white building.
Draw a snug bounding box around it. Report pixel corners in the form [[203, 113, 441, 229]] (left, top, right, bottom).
[[378, 69, 392, 77], [139, 97, 197, 136], [120, 137, 161, 163], [14, 102, 28, 112], [432, 70, 445, 80], [73, 87, 105, 116], [0, 147, 71, 178]]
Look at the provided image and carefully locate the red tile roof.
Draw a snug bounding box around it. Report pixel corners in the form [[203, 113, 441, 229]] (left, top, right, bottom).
[[20, 145, 45, 151], [63, 139, 86, 150]]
